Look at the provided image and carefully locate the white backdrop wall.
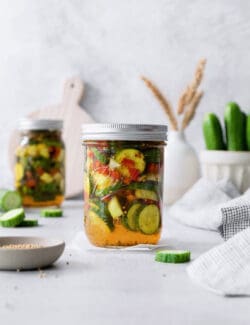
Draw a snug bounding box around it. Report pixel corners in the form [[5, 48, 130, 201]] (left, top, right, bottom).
[[0, 0, 250, 186]]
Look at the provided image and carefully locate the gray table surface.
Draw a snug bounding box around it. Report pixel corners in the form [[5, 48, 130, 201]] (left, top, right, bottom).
[[0, 200, 249, 325]]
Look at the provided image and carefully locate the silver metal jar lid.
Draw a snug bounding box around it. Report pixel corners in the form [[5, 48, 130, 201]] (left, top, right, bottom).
[[19, 119, 63, 131], [81, 123, 167, 141]]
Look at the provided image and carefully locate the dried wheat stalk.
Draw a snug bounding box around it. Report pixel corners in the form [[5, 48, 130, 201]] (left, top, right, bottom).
[[181, 91, 203, 130], [177, 59, 206, 115], [141, 76, 178, 130]]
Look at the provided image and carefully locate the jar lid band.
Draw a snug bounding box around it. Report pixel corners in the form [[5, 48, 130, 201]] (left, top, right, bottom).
[[19, 119, 63, 131], [81, 123, 167, 141]]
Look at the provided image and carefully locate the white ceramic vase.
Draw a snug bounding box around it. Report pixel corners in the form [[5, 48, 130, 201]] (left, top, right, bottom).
[[164, 131, 200, 205]]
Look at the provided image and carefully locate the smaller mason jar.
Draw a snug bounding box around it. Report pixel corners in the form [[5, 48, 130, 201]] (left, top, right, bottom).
[[15, 119, 65, 207], [82, 124, 167, 247]]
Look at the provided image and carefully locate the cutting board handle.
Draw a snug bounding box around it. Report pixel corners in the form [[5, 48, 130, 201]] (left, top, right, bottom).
[[62, 77, 85, 105]]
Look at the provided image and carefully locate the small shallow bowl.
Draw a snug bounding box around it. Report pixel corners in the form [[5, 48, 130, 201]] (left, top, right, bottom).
[[0, 236, 65, 270]]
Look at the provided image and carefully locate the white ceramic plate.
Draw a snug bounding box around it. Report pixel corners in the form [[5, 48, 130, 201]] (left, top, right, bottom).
[[0, 237, 65, 270]]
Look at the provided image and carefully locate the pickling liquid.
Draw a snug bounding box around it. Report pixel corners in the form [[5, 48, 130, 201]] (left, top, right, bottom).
[[22, 195, 64, 207]]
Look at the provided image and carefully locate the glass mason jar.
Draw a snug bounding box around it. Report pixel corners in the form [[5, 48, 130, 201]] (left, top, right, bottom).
[[15, 119, 65, 207], [82, 124, 167, 247]]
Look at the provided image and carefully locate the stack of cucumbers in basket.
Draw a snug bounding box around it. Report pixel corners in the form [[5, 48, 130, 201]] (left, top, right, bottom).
[[0, 189, 63, 228], [203, 102, 250, 151]]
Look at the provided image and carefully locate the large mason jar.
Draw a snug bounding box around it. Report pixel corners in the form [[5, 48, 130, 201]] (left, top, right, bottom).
[[14, 119, 65, 207], [82, 124, 167, 247]]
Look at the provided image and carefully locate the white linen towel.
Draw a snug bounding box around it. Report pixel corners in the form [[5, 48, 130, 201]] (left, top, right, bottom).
[[187, 227, 250, 296], [169, 178, 250, 230]]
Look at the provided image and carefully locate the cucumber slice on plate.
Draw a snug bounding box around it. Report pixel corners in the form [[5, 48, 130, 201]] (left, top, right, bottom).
[[0, 208, 25, 227], [155, 250, 191, 263], [18, 219, 39, 227], [138, 204, 160, 234], [40, 208, 63, 217], [0, 190, 22, 212]]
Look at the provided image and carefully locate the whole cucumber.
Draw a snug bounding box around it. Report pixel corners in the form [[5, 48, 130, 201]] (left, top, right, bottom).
[[224, 102, 246, 151], [246, 115, 250, 150], [203, 113, 225, 150]]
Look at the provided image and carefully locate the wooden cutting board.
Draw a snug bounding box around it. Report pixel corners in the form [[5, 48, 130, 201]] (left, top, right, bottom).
[[8, 77, 94, 198]]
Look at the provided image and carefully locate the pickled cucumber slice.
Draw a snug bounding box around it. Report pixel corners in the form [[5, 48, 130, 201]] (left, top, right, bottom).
[[0, 190, 22, 212], [108, 196, 123, 219], [155, 250, 191, 263], [18, 219, 39, 227], [89, 201, 114, 231], [89, 210, 112, 233], [127, 203, 143, 231], [40, 208, 63, 217], [0, 208, 25, 227], [127, 181, 159, 192], [115, 149, 145, 177], [138, 204, 160, 234], [135, 189, 158, 201]]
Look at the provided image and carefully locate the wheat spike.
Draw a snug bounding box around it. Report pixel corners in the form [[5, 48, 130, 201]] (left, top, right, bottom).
[[181, 91, 204, 130], [177, 59, 206, 115], [141, 76, 178, 130]]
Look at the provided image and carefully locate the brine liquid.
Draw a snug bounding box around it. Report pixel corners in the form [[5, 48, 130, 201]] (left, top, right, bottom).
[[22, 195, 64, 207], [85, 217, 161, 247]]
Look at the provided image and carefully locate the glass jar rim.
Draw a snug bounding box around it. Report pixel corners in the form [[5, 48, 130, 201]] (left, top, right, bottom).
[[81, 123, 167, 141], [19, 119, 63, 131]]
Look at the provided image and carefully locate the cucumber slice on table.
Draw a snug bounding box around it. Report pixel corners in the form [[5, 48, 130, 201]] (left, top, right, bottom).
[[0, 208, 25, 227], [225, 102, 247, 151], [126, 203, 143, 231], [0, 189, 22, 212], [202, 113, 225, 150], [155, 250, 191, 263], [18, 219, 38, 227], [138, 204, 160, 235], [40, 208, 63, 217]]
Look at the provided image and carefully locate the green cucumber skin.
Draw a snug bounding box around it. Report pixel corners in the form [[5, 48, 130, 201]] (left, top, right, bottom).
[[155, 250, 191, 263], [202, 113, 225, 150], [0, 190, 22, 212], [18, 219, 39, 227], [246, 115, 250, 150], [225, 102, 247, 151], [40, 209, 63, 217], [0, 208, 25, 227]]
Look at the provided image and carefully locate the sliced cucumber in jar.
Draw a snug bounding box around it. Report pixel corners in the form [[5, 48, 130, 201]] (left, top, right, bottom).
[[135, 189, 158, 201], [138, 204, 160, 235], [126, 203, 143, 231], [108, 196, 123, 219], [89, 210, 113, 232], [114, 149, 145, 177]]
